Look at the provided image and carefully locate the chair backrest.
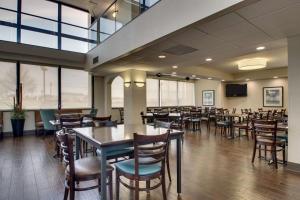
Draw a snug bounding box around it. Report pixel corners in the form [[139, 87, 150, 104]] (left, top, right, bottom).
[[104, 120, 118, 127], [252, 119, 278, 142], [154, 119, 173, 129], [90, 108, 98, 118], [153, 113, 169, 122], [133, 131, 170, 177], [190, 110, 201, 119], [60, 115, 83, 129], [93, 115, 112, 121], [40, 109, 56, 130], [232, 108, 236, 114], [57, 130, 75, 176]]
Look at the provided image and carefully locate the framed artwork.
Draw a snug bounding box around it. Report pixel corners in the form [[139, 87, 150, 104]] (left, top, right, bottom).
[[263, 86, 283, 107], [202, 90, 215, 106]]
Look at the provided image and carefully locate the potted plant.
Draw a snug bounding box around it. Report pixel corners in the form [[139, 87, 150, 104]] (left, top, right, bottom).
[[11, 84, 25, 137]]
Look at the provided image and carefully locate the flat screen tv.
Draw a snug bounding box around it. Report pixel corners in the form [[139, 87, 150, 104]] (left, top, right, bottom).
[[226, 84, 247, 97]]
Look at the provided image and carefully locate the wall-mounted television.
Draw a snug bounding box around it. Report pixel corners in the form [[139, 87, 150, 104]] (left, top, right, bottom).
[[226, 84, 247, 97]]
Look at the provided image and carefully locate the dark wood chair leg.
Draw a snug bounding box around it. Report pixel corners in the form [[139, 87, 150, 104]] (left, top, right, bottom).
[[161, 174, 167, 200], [135, 180, 139, 200], [70, 182, 75, 200], [116, 171, 120, 200], [109, 172, 113, 200], [273, 146, 278, 169], [258, 145, 261, 158], [283, 145, 286, 165], [252, 141, 257, 163], [146, 180, 150, 194], [166, 152, 172, 182], [63, 186, 69, 200], [264, 145, 267, 160]]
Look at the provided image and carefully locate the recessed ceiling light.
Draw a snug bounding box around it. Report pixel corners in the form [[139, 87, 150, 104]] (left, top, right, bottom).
[[196, 77, 201, 80], [191, 75, 196, 78], [256, 46, 266, 51], [246, 78, 250, 81], [273, 76, 278, 79], [221, 80, 225, 82], [208, 77, 212, 80], [206, 58, 213, 62], [158, 55, 166, 59], [172, 65, 178, 69], [171, 72, 177, 76]]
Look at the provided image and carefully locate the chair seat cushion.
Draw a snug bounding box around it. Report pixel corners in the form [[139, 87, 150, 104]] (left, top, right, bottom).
[[66, 157, 113, 180], [96, 148, 133, 158], [115, 158, 161, 176], [256, 137, 286, 145]]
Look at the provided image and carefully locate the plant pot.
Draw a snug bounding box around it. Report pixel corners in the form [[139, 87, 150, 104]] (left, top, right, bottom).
[[11, 118, 25, 137]]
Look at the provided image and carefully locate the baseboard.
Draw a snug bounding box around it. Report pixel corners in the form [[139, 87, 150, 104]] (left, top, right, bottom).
[[286, 162, 300, 174], [3, 130, 36, 137]]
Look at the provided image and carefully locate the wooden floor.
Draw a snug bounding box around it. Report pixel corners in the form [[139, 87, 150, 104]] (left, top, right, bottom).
[[1, 126, 300, 200]]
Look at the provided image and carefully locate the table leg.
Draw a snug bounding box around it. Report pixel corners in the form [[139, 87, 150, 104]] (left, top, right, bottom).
[[176, 137, 182, 194], [100, 149, 107, 200], [75, 136, 80, 160]]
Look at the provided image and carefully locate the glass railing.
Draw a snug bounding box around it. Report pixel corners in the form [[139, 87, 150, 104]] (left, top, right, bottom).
[[87, 0, 160, 51], [0, 0, 160, 53]]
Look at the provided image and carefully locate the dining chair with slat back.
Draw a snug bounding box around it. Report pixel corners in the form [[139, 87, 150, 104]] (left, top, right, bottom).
[[115, 131, 170, 200], [252, 119, 286, 169], [57, 130, 114, 200], [233, 112, 253, 139], [93, 115, 112, 127]]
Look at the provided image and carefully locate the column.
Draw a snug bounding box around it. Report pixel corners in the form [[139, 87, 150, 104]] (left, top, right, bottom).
[[287, 34, 300, 171], [121, 69, 146, 125]]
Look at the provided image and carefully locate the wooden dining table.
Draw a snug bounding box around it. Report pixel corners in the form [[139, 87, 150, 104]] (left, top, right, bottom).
[[73, 124, 184, 200]]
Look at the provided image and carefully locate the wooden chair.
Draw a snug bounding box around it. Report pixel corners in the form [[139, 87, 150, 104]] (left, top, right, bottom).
[[34, 111, 44, 136], [119, 108, 124, 124], [57, 130, 113, 200], [93, 115, 112, 127], [251, 120, 286, 169], [233, 113, 253, 139], [153, 113, 169, 122], [215, 112, 230, 137], [187, 110, 201, 132], [115, 132, 170, 200]]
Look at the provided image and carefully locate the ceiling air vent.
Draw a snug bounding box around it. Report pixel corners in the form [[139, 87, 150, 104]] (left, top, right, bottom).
[[93, 56, 99, 64], [162, 44, 198, 55]]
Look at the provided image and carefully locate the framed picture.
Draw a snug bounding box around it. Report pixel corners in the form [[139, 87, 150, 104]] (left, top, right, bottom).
[[202, 90, 215, 106], [263, 86, 283, 107]]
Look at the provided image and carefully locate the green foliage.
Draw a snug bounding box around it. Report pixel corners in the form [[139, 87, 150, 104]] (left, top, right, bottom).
[[11, 104, 25, 119]]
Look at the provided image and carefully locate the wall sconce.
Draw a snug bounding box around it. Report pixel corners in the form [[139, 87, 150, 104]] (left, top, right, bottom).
[[134, 81, 145, 87], [124, 81, 131, 87]]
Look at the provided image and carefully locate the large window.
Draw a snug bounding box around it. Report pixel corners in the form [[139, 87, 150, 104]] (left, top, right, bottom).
[[0, 61, 16, 109], [111, 76, 124, 108], [21, 64, 58, 109], [146, 79, 159, 107], [146, 78, 195, 107], [178, 82, 195, 106], [61, 68, 91, 108], [160, 80, 178, 106]]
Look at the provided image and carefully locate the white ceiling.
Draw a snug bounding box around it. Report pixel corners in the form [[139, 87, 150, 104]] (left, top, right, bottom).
[[93, 0, 300, 78]]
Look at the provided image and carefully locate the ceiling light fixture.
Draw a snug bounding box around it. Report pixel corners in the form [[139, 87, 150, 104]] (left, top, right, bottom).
[[208, 77, 212, 80], [171, 72, 177, 76], [245, 78, 250, 81], [238, 58, 267, 70], [158, 55, 166, 59], [206, 58, 213, 62], [172, 65, 178, 69], [221, 80, 225, 82], [191, 75, 196, 78], [273, 76, 278, 79], [256, 46, 266, 51]]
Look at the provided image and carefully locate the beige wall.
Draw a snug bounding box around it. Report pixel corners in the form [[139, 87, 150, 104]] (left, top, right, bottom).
[[224, 78, 288, 112], [195, 79, 225, 108]]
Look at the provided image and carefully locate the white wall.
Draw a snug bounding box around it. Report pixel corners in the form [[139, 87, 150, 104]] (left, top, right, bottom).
[[224, 78, 288, 112], [288, 35, 300, 165]]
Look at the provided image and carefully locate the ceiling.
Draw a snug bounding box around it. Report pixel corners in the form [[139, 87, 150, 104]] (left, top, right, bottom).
[[59, 0, 115, 17], [92, 0, 300, 79]]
